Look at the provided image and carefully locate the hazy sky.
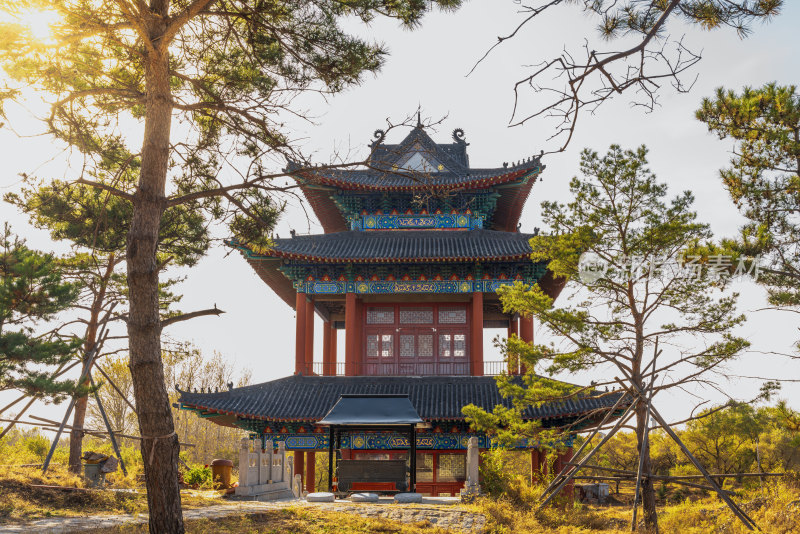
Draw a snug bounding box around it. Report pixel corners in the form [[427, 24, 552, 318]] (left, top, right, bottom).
[[1, 1, 798, 428]]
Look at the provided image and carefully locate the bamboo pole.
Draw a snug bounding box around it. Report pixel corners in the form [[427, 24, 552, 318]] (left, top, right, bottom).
[[0, 360, 82, 440], [621, 379, 759, 531], [90, 374, 127, 476], [538, 397, 640, 508]]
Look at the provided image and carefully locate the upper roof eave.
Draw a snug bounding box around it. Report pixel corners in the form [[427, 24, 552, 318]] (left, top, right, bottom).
[[289, 163, 543, 192]]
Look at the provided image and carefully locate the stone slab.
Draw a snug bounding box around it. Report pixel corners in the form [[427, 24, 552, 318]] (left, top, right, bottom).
[[350, 493, 379, 503], [394, 492, 423, 504], [306, 492, 336, 503]]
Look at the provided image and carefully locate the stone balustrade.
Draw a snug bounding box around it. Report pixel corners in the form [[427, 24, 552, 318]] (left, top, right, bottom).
[[236, 437, 295, 499]]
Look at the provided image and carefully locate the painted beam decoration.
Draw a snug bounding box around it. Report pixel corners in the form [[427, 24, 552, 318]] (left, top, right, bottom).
[[250, 432, 574, 451], [350, 213, 485, 231], [257, 432, 491, 450], [296, 279, 527, 295]]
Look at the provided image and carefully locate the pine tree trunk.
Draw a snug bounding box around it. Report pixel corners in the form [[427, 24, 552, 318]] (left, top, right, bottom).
[[68, 254, 115, 474], [127, 24, 184, 533], [68, 394, 88, 473], [635, 399, 659, 533]]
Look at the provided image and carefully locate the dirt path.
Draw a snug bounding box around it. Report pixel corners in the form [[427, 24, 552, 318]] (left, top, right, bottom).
[[0, 499, 486, 533]]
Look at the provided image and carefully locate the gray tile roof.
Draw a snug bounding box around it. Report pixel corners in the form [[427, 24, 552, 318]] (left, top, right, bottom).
[[296, 164, 541, 189], [244, 229, 536, 262], [286, 125, 543, 189], [177, 375, 626, 423]]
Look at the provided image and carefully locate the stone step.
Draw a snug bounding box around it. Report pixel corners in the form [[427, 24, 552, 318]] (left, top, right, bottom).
[[253, 488, 295, 502], [235, 481, 290, 497]]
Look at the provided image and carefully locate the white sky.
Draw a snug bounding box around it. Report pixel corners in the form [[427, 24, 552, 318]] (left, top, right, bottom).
[[1, 1, 798, 429]]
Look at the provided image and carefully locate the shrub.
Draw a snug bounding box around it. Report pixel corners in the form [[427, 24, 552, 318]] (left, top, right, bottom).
[[479, 448, 542, 507], [24, 435, 50, 461], [183, 464, 212, 488]]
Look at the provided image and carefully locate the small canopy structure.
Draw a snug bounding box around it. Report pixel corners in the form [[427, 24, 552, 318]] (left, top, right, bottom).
[[318, 394, 423, 426], [318, 394, 423, 493]]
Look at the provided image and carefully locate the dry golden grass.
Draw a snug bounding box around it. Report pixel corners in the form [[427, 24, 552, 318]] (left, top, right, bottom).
[[0, 464, 224, 522], [469, 478, 800, 534], [91, 508, 453, 533]]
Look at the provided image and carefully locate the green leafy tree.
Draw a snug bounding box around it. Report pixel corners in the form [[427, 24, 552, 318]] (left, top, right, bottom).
[[6, 174, 210, 473], [0, 225, 82, 399], [465, 145, 750, 531], [682, 403, 764, 487], [697, 83, 800, 344], [0, 1, 461, 530], [470, 0, 782, 151]]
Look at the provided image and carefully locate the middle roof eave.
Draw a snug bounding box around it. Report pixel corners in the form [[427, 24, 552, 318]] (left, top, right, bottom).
[[234, 229, 536, 263]]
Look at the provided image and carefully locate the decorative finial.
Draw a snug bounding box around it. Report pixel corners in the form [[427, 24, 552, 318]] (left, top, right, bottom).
[[503, 162, 508, 168], [227, 381, 234, 391], [290, 229, 296, 238], [417, 110, 422, 128], [452, 128, 468, 145], [370, 129, 385, 147]]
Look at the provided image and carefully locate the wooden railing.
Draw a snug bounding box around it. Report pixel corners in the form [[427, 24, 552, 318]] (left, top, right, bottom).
[[304, 361, 509, 376]]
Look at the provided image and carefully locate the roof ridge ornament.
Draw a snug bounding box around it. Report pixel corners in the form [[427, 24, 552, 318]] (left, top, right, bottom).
[[370, 129, 386, 147], [452, 128, 468, 146]]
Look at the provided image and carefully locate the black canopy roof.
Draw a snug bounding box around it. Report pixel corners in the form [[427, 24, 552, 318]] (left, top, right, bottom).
[[318, 394, 423, 426]]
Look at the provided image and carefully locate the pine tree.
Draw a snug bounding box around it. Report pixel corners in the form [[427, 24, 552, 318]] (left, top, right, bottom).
[[696, 83, 800, 312], [0, 225, 82, 400], [464, 145, 750, 531], [6, 173, 210, 473], [0, 1, 461, 530]]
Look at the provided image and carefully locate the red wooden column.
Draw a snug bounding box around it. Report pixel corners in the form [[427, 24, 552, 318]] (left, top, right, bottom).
[[520, 316, 533, 343], [345, 292, 357, 376], [295, 293, 306, 375], [322, 320, 332, 376], [561, 447, 575, 500], [294, 450, 304, 488], [519, 315, 534, 375], [471, 291, 484, 376], [507, 316, 519, 338], [305, 296, 315, 374], [330, 325, 337, 375], [355, 297, 363, 374], [305, 451, 316, 493], [531, 449, 541, 484], [508, 315, 520, 375]]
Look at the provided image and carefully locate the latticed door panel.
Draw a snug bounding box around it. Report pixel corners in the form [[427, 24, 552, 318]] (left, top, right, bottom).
[[362, 304, 471, 375]]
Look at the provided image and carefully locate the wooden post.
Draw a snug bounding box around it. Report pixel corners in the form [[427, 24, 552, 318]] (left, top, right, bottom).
[[508, 315, 519, 375], [306, 451, 316, 493], [330, 325, 338, 375], [295, 293, 306, 375], [345, 292, 357, 376], [305, 296, 315, 374], [520, 316, 533, 343], [561, 447, 574, 500], [409, 425, 416, 493], [519, 315, 533, 375], [322, 320, 332, 376], [531, 449, 540, 485], [471, 292, 484, 376], [355, 297, 363, 375], [508, 316, 518, 338], [89, 374, 128, 476], [294, 450, 305, 490], [328, 427, 335, 492]]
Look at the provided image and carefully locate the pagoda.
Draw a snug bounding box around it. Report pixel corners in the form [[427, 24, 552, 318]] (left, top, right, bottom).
[[178, 122, 622, 497]]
